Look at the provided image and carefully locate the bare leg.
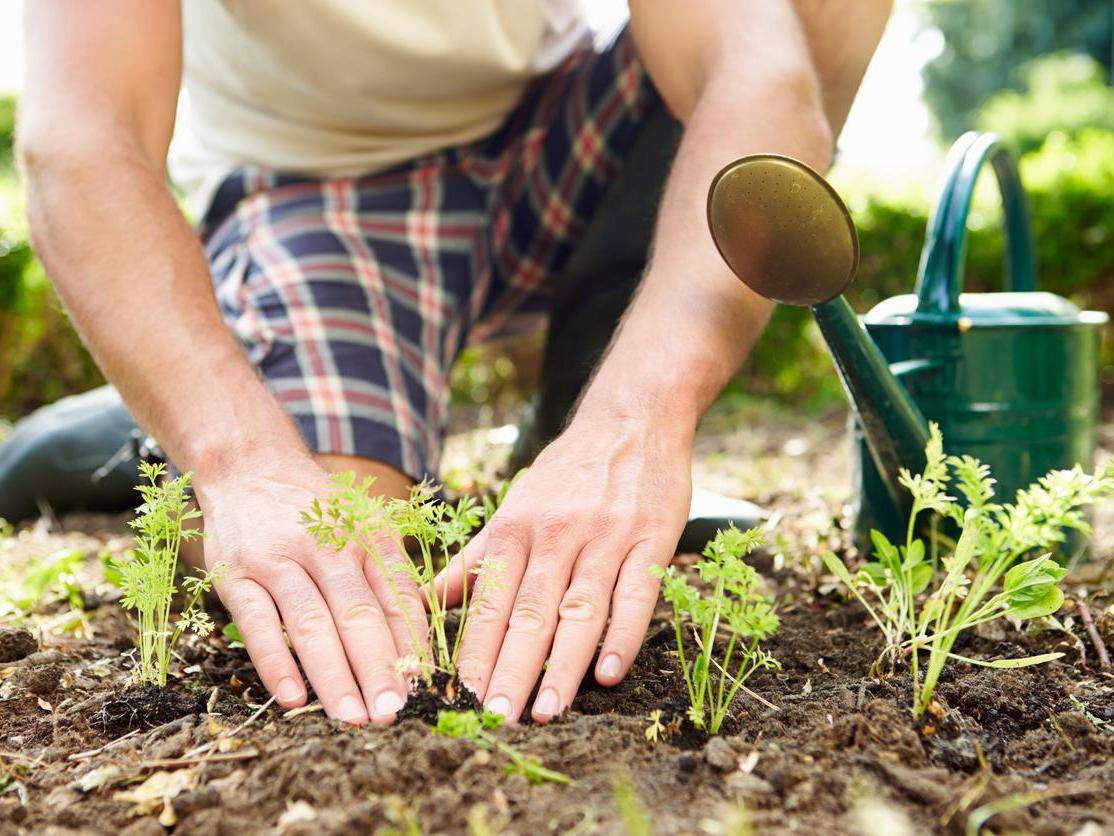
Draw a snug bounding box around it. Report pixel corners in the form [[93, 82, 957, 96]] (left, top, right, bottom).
[[180, 455, 412, 569]]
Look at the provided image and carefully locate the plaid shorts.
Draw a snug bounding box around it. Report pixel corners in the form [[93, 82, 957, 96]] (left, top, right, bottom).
[[201, 27, 665, 480]]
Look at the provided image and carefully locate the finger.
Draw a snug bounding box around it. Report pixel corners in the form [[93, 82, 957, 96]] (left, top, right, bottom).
[[311, 559, 408, 724], [530, 542, 623, 723], [433, 526, 489, 608], [452, 519, 529, 702], [266, 563, 370, 725], [218, 577, 306, 708], [481, 524, 581, 722], [361, 539, 431, 669], [595, 537, 674, 687]]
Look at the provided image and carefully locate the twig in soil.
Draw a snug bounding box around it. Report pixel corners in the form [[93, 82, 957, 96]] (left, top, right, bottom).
[[182, 696, 275, 760], [1077, 601, 1110, 670], [68, 729, 142, 762], [138, 748, 260, 770], [1045, 709, 1076, 752]]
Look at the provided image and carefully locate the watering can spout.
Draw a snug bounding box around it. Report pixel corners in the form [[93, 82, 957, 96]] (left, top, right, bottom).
[[706, 155, 931, 523]]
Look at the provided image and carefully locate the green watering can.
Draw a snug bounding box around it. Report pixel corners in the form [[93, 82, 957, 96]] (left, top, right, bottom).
[[706, 132, 1108, 550]]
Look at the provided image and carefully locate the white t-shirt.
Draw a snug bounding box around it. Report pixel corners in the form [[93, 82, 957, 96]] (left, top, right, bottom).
[[169, 0, 590, 216]]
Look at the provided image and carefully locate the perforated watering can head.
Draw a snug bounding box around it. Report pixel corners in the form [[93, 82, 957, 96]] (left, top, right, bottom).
[[707, 153, 931, 523], [707, 135, 1107, 551]]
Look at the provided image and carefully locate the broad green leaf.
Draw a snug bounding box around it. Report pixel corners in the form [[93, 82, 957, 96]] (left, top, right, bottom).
[[1005, 585, 1064, 620], [902, 538, 926, 569], [858, 563, 888, 588], [910, 562, 934, 594], [821, 551, 854, 586]]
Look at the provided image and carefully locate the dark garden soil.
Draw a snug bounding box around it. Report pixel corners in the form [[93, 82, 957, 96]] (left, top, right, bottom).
[[2, 404, 1114, 835]]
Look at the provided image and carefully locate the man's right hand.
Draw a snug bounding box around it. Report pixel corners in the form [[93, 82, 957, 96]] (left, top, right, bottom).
[[193, 456, 427, 724]]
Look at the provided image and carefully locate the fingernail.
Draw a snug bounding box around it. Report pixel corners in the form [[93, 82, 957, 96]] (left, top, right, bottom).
[[276, 677, 302, 704], [599, 653, 622, 680], [533, 688, 559, 719], [337, 695, 367, 724], [485, 695, 512, 719], [373, 690, 405, 719]]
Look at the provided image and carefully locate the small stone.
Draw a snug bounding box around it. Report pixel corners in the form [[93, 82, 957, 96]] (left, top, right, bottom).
[[704, 737, 738, 772], [0, 628, 38, 663], [726, 771, 774, 796], [174, 785, 221, 816]]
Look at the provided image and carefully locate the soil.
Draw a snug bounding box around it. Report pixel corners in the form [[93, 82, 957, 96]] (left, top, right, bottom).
[[2, 404, 1114, 835]]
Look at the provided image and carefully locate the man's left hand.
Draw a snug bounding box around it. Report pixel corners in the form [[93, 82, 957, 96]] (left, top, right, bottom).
[[438, 410, 691, 723]]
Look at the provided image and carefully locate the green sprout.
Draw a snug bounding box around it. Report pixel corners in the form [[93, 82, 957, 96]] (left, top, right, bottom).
[[652, 526, 780, 733], [823, 423, 1114, 718], [114, 462, 219, 687], [303, 473, 497, 685], [433, 709, 571, 785]]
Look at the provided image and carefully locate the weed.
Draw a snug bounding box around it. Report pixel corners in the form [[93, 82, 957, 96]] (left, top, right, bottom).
[[823, 423, 1114, 717], [303, 474, 496, 684], [434, 709, 571, 785], [114, 462, 218, 687], [0, 547, 84, 618], [652, 525, 780, 733]]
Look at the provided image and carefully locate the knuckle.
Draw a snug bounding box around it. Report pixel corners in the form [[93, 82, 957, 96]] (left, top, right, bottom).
[[508, 593, 552, 633], [618, 576, 661, 608], [588, 510, 622, 539], [290, 605, 333, 636], [338, 598, 387, 630], [487, 518, 530, 554], [535, 514, 570, 549], [558, 587, 601, 624]]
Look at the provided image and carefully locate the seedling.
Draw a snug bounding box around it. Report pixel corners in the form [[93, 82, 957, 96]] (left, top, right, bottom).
[[652, 526, 780, 733], [304, 474, 496, 684], [114, 462, 218, 687], [823, 423, 1114, 717], [433, 709, 571, 785]]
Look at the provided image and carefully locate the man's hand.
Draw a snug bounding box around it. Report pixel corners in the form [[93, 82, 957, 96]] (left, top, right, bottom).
[[194, 456, 427, 724], [440, 407, 692, 723]]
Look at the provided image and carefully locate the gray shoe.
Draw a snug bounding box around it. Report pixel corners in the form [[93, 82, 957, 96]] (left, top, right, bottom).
[[0, 385, 145, 523]]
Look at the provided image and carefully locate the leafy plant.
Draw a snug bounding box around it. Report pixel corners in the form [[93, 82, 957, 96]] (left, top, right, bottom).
[[0, 546, 84, 618], [303, 474, 496, 684], [652, 526, 780, 733], [823, 423, 1114, 717], [433, 709, 571, 785], [114, 462, 218, 686]]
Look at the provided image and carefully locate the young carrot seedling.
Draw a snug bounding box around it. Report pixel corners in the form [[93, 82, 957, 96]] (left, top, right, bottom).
[[652, 525, 780, 734], [823, 422, 1114, 718], [433, 709, 571, 785], [114, 462, 218, 687], [303, 473, 496, 684]]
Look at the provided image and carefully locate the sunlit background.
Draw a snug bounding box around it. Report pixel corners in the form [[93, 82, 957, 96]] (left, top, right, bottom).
[[1, 0, 1112, 422]]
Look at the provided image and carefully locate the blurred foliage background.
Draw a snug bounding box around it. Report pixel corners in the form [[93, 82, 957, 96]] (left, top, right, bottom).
[[2, 0, 1114, 422]]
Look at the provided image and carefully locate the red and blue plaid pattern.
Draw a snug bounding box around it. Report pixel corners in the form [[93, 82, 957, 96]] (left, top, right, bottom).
[[201, 28, 662, 480]]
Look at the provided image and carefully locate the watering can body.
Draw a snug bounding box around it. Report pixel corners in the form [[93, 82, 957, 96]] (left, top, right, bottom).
[[851, 133, 1108, 548]]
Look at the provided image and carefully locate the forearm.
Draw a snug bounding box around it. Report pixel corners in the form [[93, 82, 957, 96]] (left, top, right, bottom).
[[23, 143, 310, 481], [576, 63, 832, 431]]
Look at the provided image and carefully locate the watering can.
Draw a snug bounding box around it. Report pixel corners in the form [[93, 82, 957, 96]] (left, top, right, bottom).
[[706, 132, 1108, 549]]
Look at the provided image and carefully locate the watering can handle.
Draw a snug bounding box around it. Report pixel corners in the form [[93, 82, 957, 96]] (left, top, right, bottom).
[[914, 132, 1036, 315]]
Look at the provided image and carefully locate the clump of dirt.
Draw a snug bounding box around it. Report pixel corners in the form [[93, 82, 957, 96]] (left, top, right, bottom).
[[0, 627, 38, 662], [92, 684, 208, 735], [396, 671, 482, 724]]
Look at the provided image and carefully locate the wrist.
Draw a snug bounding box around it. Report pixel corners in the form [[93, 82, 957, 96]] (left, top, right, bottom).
[[187, 427, 316, 503]]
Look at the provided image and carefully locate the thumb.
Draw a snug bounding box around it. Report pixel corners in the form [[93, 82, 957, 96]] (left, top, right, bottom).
[[433, 526, 489, 608]]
